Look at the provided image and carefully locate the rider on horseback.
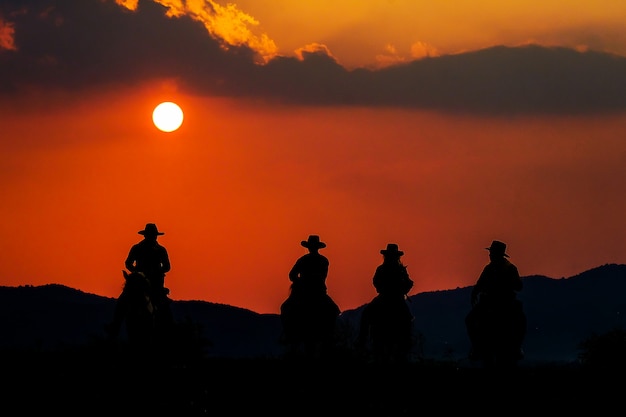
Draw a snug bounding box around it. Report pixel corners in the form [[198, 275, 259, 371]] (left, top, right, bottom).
[[280, 235, 340, 351], [356, 243, 414, 358], [465, 240, 525, 362], [105, 223, 171, 339]]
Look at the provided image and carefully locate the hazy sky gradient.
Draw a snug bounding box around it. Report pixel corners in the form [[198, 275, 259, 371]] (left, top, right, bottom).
[[1, 0, 625, 314]]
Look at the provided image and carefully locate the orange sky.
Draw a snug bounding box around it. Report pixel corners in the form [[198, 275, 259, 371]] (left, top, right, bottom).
[[226, 0, 626, 68], [1, 1, 626, 314]]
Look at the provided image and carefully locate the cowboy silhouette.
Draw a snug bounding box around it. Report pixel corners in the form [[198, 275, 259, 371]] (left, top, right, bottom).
[[465, 240, 526, 365], [356, 243, 414, 362], [105, 223, 171, 338], [280, 235, 340, 355]]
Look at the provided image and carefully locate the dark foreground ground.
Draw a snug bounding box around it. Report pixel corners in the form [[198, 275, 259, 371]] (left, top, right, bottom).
[[3, 344, 622, 416]]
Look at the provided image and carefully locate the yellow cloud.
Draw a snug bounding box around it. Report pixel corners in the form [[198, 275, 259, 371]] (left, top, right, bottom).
[[373, 41, 441, 68], [152, 0, 278, 64], [294, 43, 335, 61], [374, 44, 406, 68], [410, 42, 439, 59], [114, 0, 139, 10]]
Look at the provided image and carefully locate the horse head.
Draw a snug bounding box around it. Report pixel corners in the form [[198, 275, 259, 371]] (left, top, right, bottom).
[[122, 270, 155, 317]]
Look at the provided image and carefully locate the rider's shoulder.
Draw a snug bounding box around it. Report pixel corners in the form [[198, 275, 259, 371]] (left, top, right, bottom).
[[504, 259, 519, 270]]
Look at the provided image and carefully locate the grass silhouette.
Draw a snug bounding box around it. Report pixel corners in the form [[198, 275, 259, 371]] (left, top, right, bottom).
[[2, 334, 623, 416]]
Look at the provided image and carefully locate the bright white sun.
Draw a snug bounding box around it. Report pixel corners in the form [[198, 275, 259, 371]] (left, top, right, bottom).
[[152, 102, 184, 132]]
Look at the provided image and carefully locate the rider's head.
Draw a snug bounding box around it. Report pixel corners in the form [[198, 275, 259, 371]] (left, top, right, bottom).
[[486, 240, 509, 260], [301, 235, 326, 253], [380, 243, 404, 262], [138, 223, 164, 241]]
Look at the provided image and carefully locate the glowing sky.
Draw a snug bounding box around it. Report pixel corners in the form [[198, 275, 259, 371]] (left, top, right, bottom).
[[225, 0, 626, 68], [1, 0, 625, 314]]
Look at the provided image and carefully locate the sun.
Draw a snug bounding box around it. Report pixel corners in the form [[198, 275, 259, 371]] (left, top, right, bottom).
[[152, 102, 184, 132]]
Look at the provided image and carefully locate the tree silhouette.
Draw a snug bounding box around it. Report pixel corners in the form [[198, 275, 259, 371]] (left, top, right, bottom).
[[578, 327, 626, 369]]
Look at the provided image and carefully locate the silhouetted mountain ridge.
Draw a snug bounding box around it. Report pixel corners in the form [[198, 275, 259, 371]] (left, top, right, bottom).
[[413, 263, 626, 362], [1, 263, 625, 363]]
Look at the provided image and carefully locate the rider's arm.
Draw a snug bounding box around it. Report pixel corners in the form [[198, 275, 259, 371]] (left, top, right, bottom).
[[160, 247, 171, 274], [288, 259, 301, 283], [320, 257, 329, 280], [510, 264, 522, 292], [125, 245, 137, 272], [471, 267, 489, 305], [372, 266, 384, 293], [401, 266, 413, 294]]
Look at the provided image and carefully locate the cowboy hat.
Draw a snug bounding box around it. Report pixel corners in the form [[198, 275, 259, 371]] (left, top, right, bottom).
[[301, 235, 326, 249], [138, 223, 164, 236], [381, 243, 404, 257], [486, 240, 509, 257]]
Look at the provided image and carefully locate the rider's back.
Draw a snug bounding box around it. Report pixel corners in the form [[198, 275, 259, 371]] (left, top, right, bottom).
[[473, 258, 521, 307], [126, 240, 170, 279], [289, 252, 329, 298], [373, 262, 414, 297]]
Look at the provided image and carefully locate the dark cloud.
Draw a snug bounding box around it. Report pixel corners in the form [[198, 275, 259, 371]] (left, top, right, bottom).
[[1, 0, 625, 115]]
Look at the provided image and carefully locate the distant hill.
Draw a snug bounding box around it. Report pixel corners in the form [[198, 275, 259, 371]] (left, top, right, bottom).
[[412, 262, 626, 363], [1, 263, 625, 364], [0, 284, 284, 358]]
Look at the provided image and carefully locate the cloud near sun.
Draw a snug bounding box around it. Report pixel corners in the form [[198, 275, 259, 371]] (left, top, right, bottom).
[[1, 0, 626, 114], [117, 0, 279, 64]]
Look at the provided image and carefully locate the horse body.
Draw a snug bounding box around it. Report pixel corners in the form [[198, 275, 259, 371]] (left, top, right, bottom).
[[357, 295, 414, 363], [280, 291, 340, 358], [120, 270, 158, 348], [466, 297, 526, 369]]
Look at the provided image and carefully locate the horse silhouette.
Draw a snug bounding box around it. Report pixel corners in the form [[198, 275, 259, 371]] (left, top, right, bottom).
[[280, 291, 340, 358], [120, 270, 157, 349], [357, 296, 414, 363], [466, 295, 526, 369]]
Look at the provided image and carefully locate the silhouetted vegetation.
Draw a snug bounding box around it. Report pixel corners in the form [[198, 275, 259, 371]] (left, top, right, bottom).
[[2, 343, 623, 416], [578, 327, 626, 369]]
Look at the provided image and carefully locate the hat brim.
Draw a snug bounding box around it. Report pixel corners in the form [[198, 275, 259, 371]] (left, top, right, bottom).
[[381, 250, 404, 256], [485, 248, 508, 257], [301, 241, 326, 249], [139, 231, 164, 236]]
